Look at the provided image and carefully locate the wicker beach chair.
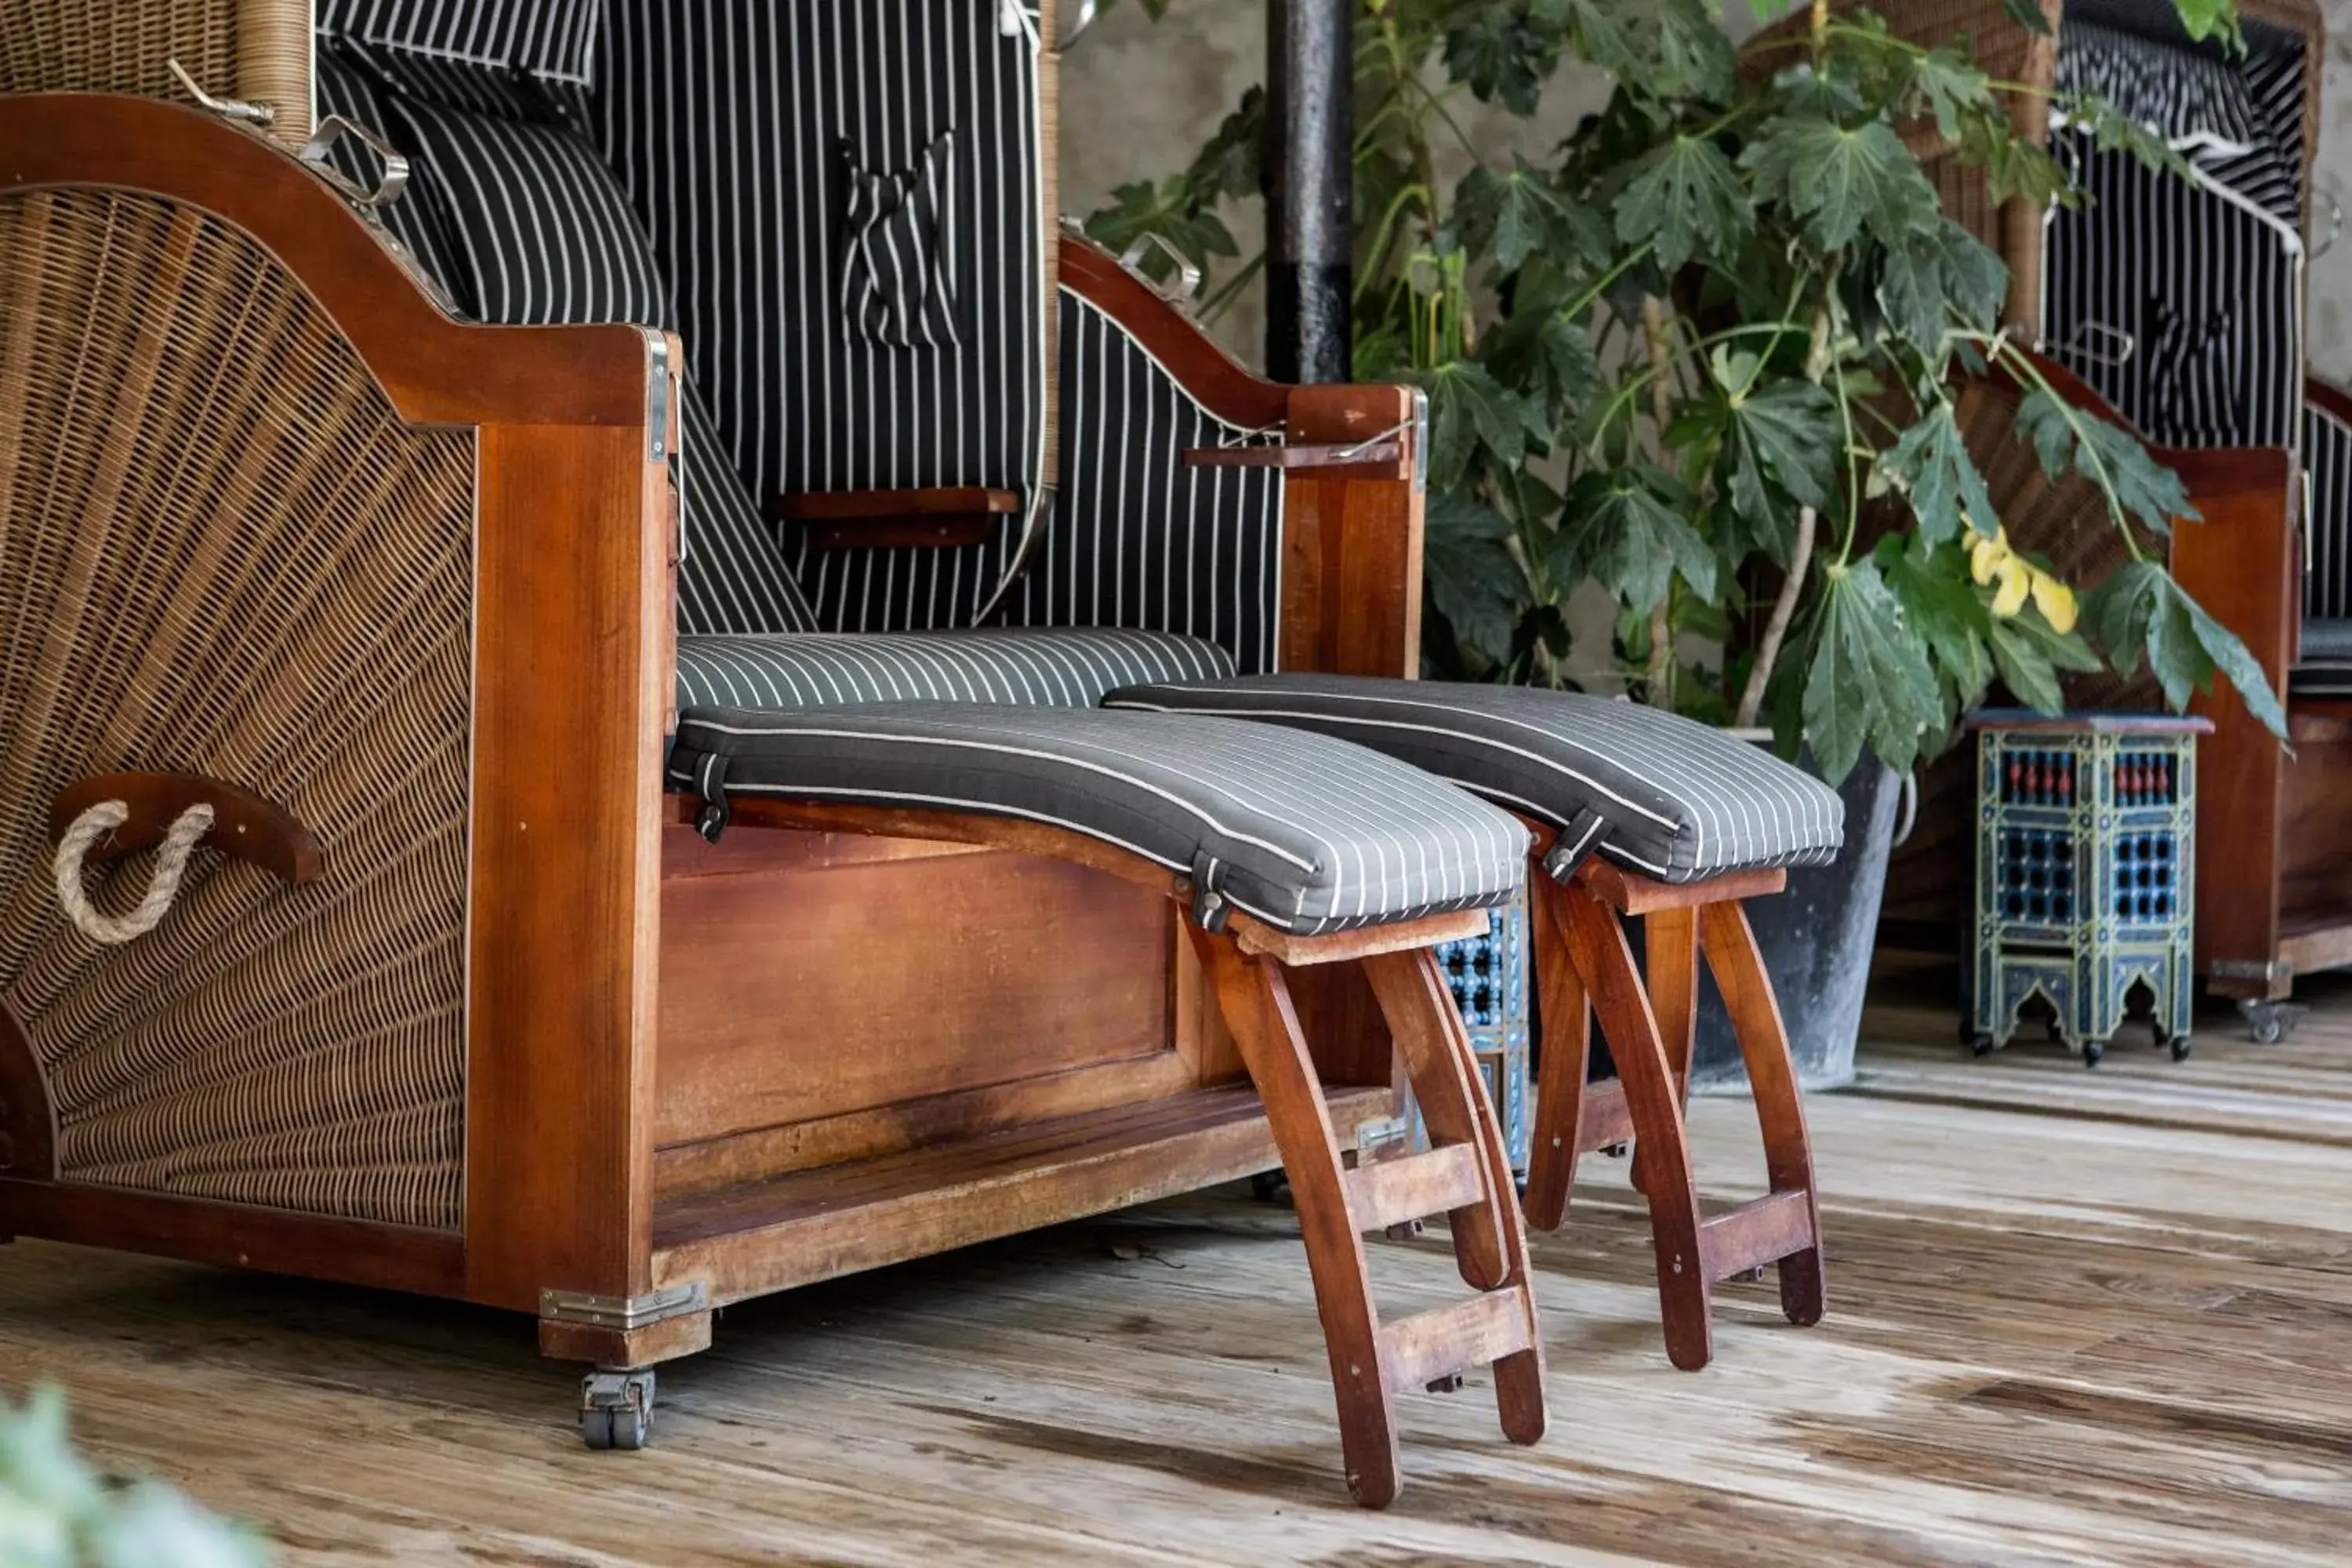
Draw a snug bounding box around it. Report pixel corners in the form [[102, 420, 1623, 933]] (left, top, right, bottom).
[[1744, 0, 2346, 1033], [0, 0, 1830, 1499]]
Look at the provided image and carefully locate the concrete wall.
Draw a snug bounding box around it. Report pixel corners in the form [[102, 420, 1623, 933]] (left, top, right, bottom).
[[1060, 2, 2352, 383]]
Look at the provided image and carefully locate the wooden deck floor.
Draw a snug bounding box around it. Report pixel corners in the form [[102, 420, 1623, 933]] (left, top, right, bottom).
[[9, 961, 2352, 1565]]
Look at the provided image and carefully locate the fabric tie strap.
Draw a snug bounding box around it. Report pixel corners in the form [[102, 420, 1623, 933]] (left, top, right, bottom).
[[53, 799, 216, 946], [1541, 808, 1610, 884]]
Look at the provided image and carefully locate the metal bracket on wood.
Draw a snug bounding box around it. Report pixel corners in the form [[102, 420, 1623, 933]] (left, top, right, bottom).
[[539, 1281, 709, 1331]]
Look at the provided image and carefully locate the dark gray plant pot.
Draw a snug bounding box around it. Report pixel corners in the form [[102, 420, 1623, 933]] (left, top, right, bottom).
[[1685, 747, 1906, 1093]]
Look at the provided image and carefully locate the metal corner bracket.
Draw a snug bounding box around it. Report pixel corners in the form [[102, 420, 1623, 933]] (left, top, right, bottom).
[[539, 1281, 709, 1331]]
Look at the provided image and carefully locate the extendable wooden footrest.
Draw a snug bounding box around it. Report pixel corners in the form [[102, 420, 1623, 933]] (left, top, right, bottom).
[[1526, 865, 1826, 1372], [1194, 930, 1547, 1508]]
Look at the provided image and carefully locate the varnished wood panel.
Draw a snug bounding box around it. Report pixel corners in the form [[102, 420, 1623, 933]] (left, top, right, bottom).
[[1280, 383, 1425, 679], [0, 999, 54, 1181], [655, 845, 1174, 1148], [466, 421, 668, 1314], [2280, 702, 2352, 927]]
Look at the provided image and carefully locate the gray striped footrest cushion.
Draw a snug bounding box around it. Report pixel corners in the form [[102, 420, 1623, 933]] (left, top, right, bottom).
[[1103, 675, 1843, 884], [677, 628, 1235, 713], [667, 703, 1530, 935]]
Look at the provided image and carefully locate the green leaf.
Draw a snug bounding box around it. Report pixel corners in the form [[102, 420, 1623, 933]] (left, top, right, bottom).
[[2169, 0, 2243, 45], [1445, 2, 1559, 116], [1080, 179, 1236, 287], [1725, 372, 1840, 513], [1904, 46, 1994, 140], [1422, 493, 1528, 668], [1555, 0, 1733, 101], [1801, 560, 1943, 782], [1485, 303, 1602, 432], [1878, 217, 2009, 358], [1878, 404, 1997, 543], [2016, 389, 2196, 535], [1557, 466, 1716, 609], [1417, 361, 1544, 492], [1998, 0, 2054, 35], [1612, 133, 1751, 272], [1882, 538, 1994, 706], [1744, 115, 1941, 252], [2083, 561, 2288, 739], [1456, 158, 1610, 274]]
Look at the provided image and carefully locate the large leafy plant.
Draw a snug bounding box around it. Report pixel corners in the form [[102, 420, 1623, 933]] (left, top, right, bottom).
[[1089, 0, 2282, 782]]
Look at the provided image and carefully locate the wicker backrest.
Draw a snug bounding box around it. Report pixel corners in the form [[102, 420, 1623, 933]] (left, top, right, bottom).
[[0, 0, 313, 143], [0, 185, 473, 1228]]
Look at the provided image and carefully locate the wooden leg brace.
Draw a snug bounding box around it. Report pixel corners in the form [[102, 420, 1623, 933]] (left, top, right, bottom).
[[1192, 927, 1545, 1508]]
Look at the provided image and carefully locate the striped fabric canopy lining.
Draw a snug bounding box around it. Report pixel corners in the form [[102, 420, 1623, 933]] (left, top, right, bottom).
[[668, 703, 1531, 935], [2041, 17, 2307, 451], [2303, 394, 2352, 625], [595, 0, 1050, 635]]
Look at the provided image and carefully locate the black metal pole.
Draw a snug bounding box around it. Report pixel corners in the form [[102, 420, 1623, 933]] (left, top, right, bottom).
[[1265, 0, 1352, 384]]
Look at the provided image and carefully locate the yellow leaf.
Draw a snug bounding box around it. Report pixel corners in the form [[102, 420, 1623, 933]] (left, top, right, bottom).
[[1970, 535, 2005, 586], [1991, 558, 2029, 618], [2031, 571, 2078, 634]]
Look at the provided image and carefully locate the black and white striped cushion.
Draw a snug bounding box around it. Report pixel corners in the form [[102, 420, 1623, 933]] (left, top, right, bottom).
[[668, 704, 1530, 935], [1105, 676, 1845, 883], [388, 93, 671, 330], [318, 0, 601, 85], [677, 628, 1233, 713], [995, 287, 1288, 673], [313, 42, 472, 307], [597, 0, 1051, 634]]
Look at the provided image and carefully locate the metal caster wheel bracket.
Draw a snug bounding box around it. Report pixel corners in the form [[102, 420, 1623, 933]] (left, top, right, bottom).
[[581, 1367, 655, 1452], [2238, 1000, 2306, 1047]]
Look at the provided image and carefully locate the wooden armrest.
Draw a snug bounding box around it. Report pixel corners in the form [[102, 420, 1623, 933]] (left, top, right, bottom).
[[1185, 440, 1407, 480], [779, 488, 1019, 550]]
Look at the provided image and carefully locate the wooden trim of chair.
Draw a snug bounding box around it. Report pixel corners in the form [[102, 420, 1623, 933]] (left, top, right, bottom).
[[1058, 237, 1292, 432], [464, 420, 671, 1316], [1232, 908, 1490, 966], [1519, 818, 1791, 914], [0, 1000, 56, 1183], [0, 94, 652, 427], [0, 1177, 467, 1296], [2308, 374, 2352, 431], [1282, 382, 1425, 678]]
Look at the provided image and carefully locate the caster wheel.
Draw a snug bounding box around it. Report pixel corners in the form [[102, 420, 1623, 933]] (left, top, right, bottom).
[[1969, 1034, 1997, 1058], [2081, 1040, 2104, 1069], [2169, 1036, 2194, 1062], [2238, 1000, 2303, 1046], [580, 1368, 655, 1453]]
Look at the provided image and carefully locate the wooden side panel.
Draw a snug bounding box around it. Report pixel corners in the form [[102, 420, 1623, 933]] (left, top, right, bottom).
[[0, 1000, 55, 1181], [467, 419, 668, 1313], [2278, 702, 2352, 928], [1279, 384, 1424, 679], [2169, 452, 2296, 990], [655, 834, 1174, 1150]]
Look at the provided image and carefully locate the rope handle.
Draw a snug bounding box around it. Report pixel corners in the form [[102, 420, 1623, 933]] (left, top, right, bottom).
[[53, 800, 215, 946]]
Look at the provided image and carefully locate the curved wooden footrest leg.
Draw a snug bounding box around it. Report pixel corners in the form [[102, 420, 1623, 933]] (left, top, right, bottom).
[[1192, 930, 1548, 1508]]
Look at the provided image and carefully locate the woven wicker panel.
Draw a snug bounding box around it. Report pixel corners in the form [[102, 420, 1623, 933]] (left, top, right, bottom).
[[0, 0, 312, 145], [0, 187, 473, 1230]]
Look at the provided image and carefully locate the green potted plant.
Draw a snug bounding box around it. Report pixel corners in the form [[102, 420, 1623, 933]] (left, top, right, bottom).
[[1089, 0, 2280, 1085]]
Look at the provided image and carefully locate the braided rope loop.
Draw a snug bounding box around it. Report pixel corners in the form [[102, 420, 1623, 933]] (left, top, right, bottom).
[[53, 800, 216, 946]]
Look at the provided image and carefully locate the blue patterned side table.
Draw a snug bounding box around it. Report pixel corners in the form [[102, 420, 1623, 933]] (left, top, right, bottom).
[[1413, 887, 1532, 1172], [1968, 711, 2212, 1066]]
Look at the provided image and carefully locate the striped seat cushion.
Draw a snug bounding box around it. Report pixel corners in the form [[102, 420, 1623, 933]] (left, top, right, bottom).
[[668, 705, 1530, 936], [1104, 676, 1844, 884], [677, 629, 1235, 713]]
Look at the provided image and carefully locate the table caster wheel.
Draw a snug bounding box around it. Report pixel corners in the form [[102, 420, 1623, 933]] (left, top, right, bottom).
[[1969, 1034, 1996, 1058], [2169, 1036, 2194, 1062], [2081, 1040, 2104, 1069], [581, 1368, 655, 1452]]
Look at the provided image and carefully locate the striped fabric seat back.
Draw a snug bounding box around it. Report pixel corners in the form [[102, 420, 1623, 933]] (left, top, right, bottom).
[[2042, 10, 2307, 452], [594, 1, 1054, 636], [992, 287, 1289, 675], [2307, 390, 2352, 624]]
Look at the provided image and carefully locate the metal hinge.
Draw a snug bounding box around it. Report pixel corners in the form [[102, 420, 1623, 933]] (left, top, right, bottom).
[[2206, 958, 2287, 983], [1354, 1116, 1413, 1162], [644, 333, 673, 463], [539, 1281, 709, 1331]]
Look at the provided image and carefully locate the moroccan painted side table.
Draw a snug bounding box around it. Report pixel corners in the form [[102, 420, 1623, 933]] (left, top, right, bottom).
[[1967, 712, 2213, 1066], [1421, 889, 1533, 1172]]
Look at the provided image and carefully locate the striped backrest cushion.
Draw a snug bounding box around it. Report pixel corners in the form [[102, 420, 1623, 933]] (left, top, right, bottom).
[[312, 41, 470, 310], [597, 1, 1051, 633], [316, 0, 601, 86], [389, 93, 672, 331]]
